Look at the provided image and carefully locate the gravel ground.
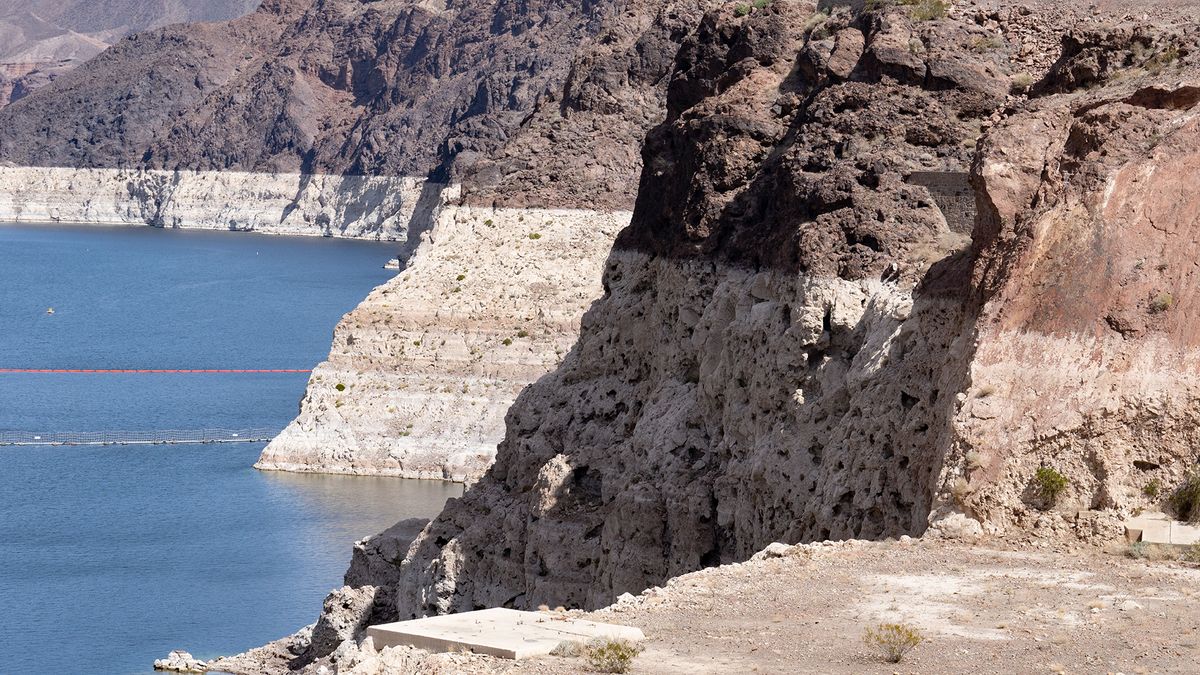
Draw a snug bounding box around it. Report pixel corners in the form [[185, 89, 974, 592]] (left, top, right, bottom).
[[439, 539, 1200, 674]]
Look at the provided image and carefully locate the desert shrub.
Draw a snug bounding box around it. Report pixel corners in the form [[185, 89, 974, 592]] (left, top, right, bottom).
[[517, 329, 529, 338], [1010, 73, 1035, 94], [1128, 541, 1149, 559], [502, 338, 513, 346], [752, 0, 771, 8], [735, 4, 751, 16], [484, 219, 494, 226], [528, 232, 543, 240], [898, 0, 947, 21], [335, 383, 346, 392], [1143, 479, 1161, 498], [1034, 467, 1069, 505], [1150, 292, 1174, 313], [1169, 471, 1200, 522], [864, 623, 923, 663], [456, 273, 466, 281], [550, 641, 583, 657], [412, 340, 422, 347], [585, 638, 642, 673], [1185, 542, 1200, 563]]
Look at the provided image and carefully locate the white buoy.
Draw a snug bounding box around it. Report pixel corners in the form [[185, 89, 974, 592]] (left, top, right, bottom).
[[46, 308, 54, 315]]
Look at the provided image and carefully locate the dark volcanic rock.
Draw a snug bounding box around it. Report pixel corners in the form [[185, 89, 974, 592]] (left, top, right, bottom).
[[0, 0, 717, 209]]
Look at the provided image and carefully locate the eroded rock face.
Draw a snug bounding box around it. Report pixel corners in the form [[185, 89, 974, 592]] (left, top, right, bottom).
[[255, 206, 628, 481], [359, 0, 1200, 626], [940, 19, 1200, 539], [381, 0, 1020, 617]]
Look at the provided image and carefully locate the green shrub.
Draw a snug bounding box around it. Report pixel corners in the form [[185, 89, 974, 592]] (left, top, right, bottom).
[[584, 638, 643, 673], [1128, 541, 1149, 559], [1034, 467, 1068, 505], [412, 340, 422, 347], [864, 623, 923, 663], [456, 273, 466, 281], [335, 383, 346, 392], [502, 338, 513, 346], [752, 0, 771, 8], [1143, 479, 1161, 498], [528, 232, 543, 240], [1170, 471, 1200, 522], [517, 329, 529, 338], [734, 4, 751, 16], [484, 219, 494, 226]]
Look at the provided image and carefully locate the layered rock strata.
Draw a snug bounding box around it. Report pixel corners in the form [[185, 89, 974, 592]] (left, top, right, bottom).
[[0, 167, 444, 238], [256, 206, 628, 481]]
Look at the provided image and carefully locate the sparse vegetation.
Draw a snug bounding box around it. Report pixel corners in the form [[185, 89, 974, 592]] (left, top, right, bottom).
[[413, 340, 422, 347], [863, 622, 924, 663], [970, 35, 1005, 52], [1034, 466, 1068, 506], [528, 232, 543, 240], [584, 638, 643, 673], [966, 451, 987, 471], [898, 0, 948, 21], [1185, 542, 1200, 563], [550, 641, 583, 658], [335, 383, 346, 392], [502, 338, 513, 346], [1143, 478, 1161, 499], [1169, 471, 1200, 522], [484, 219, 494, 226], [456, 273, 466, 281], [452, 286, 461, 293], [802, 10, 830, 35], [1146, 43, 1182, 74], [1127, 540, 1149, 559], [1010, 73, 1035, 94], [735, 4, 751, 17], [517, 329, 529, 338], [1150, 292, 1174, 313]]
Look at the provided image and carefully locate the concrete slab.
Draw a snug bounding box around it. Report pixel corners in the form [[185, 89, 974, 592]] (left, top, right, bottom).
[[1126, 512, 1173, 544], [365, 608, 645, 660], [1124, 512, 1200, 546]]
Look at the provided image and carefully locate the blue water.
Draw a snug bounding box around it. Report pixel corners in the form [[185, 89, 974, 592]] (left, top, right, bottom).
[[0, 224, 463, 674]]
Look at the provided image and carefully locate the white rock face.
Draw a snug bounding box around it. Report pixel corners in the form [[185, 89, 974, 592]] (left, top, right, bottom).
[[0, 166, 449, 238], [255, 207, 629, 482]]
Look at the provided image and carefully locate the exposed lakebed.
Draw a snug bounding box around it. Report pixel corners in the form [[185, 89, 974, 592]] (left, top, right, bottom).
[[0, 223, 462, 673]]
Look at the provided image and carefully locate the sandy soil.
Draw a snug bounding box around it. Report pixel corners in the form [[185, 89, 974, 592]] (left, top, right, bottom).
[[392, 539, 1200, 674]]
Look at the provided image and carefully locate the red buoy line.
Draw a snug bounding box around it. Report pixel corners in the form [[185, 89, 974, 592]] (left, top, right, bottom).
[[0, 368, 312, 374]]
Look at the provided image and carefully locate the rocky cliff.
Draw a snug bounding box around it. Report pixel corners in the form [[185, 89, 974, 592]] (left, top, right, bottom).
[[255, 206, 628, 481], [248, 1, 1200, 668]]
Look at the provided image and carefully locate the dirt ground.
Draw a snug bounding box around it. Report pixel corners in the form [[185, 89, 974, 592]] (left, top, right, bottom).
[[413, 539, 1200, 675]]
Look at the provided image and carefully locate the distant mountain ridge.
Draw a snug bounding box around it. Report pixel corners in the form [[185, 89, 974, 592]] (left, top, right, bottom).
[[0, 1, 259, 107], [0, 0, 708, 211]]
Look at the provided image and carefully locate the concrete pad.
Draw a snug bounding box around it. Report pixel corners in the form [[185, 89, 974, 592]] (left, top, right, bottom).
[[1170, 522, 1200, 546], [1125, 512, 1173, 544], [365, 608, 645, 659]]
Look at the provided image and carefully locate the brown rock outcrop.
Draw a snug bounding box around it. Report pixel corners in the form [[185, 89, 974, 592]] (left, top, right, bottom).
[[324, 0, 1200, 634]]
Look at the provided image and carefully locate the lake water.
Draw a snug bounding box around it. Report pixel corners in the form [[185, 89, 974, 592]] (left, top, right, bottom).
[[0, 224, 463, 674]]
